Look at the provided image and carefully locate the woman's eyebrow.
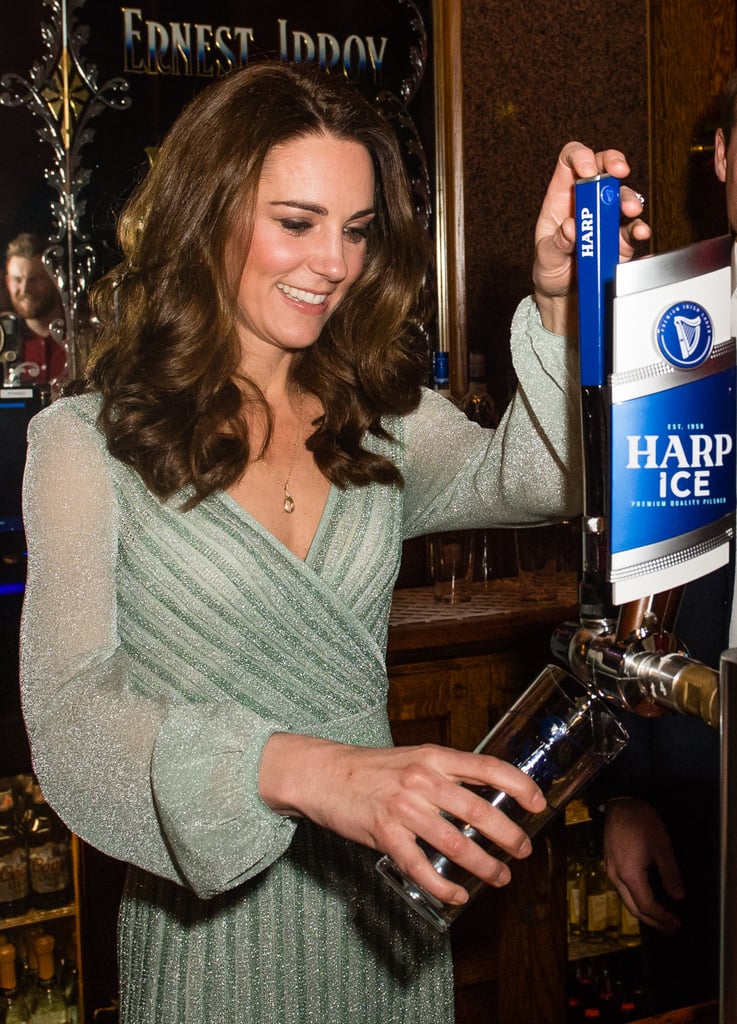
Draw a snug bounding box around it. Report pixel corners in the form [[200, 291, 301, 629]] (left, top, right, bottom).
[[269, 200, 376, 218]]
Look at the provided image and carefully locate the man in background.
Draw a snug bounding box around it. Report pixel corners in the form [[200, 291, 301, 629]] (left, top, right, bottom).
[[3, 232, 66, 384], [600, 69, 737, 1014]]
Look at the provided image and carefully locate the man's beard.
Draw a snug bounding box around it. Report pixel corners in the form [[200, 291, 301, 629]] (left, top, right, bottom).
[[13, 292, 57, 325]]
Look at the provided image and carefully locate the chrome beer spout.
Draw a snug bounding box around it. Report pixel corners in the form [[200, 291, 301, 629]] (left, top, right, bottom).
[[551, 591, 720, 729]]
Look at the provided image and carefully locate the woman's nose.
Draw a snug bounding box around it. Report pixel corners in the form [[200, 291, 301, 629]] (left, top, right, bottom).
[[308, 231, 348, 282]]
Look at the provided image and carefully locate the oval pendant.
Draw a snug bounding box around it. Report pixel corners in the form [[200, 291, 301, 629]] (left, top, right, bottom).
[[283, 493, 295, 514]]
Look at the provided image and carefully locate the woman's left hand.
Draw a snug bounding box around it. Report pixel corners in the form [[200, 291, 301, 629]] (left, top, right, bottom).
[[532, 141, 650, 335]]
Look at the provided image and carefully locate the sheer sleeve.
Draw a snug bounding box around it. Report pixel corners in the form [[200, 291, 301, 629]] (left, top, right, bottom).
[[402, 296, 583, 537], [20, 401, 296, 898]]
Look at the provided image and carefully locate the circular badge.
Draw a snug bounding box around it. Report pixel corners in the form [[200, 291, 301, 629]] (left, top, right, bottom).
[[655, 301, 713, 368]]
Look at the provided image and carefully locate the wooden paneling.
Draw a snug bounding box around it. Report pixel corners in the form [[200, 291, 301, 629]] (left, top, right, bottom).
[[649, 0, 737, 251], [387, 587, 574, 1024], [460, 0, 650, 408]]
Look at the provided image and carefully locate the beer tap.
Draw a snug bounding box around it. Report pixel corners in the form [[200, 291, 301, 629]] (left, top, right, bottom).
[[551, 590, 720, 730], [551, 181, 731, 732]]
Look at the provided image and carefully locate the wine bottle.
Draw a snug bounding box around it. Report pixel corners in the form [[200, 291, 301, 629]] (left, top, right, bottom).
[[29, 934, 67, 1024], [594, 967, 617, 1024], [26, 786, 71, 910], [619, 900, 641, 945], [605, 873, 620, 938], [58, 929, 78, 1024], [0, 787, 30, 917], [21, 926, 43, 1013], [583, 836, 607, 943], [566, 828, 586, 937], [567, 992, 584, 1023], [0, 941, 32, 1023]]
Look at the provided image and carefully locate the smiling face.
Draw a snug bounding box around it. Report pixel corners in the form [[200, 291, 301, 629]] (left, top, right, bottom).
[[234, 132, 376, 364], [5, 254, 60, 323]]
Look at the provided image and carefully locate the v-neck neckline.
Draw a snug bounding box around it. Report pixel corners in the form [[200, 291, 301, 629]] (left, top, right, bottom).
[[216, 482, 339, 564]]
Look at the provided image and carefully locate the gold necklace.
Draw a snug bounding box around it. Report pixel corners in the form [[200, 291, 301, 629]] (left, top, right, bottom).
[[258, 385, 304, 514]]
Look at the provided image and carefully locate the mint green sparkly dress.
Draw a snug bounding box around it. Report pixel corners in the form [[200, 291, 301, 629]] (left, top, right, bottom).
[[20, 298, 581, 1023]]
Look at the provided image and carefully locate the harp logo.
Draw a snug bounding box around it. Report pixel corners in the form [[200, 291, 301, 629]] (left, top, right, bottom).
[[655, 301, 713, 369]]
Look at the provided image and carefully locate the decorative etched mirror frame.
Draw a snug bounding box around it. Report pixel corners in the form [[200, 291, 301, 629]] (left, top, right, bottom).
[[1, 0, 467, 390]]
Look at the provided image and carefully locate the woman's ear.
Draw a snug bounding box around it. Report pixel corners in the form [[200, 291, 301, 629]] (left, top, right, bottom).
[[715, 127, 728, 184]]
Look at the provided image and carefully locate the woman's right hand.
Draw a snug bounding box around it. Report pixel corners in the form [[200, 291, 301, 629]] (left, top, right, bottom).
[[259, 733, 546, 906]]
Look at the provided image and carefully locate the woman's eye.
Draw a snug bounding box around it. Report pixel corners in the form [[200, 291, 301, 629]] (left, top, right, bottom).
[[279, 219, 311, 235], [344, 224, 370, 243]]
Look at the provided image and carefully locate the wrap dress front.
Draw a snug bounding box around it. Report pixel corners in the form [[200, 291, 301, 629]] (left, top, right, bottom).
[[19, 297, 582, 1023]]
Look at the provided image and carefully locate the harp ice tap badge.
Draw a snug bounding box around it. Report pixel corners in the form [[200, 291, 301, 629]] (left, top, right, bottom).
[[609, 236, 736, 604]]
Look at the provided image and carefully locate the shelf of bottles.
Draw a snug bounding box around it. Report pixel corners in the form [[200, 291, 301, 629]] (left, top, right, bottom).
[[0, 772, 81, 1023], [565, 800, 644, 1022], [566, 800, 641, 959]]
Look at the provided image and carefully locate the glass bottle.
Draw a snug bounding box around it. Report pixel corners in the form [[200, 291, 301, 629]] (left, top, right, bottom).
[[29, 934, 67, 1024], [458, 352, 497, 427], [567, 991, 584, 1024], [594, 967, 618, 1024], [13, 776, 35, 835], [26, 786, 71, 910], [583, 835, 607, 943], [21, 926, 43, 1013], [566, 828, 586, 938], [0, 786, 30, 917], [618, 997, 639, 1022], [0, 941, 32, 1023], [605, 873, 620, 939], [432, 350, 452, 399], [575, 961, 595, 1010], [57, 928, 78, 1024], [620, 900, 641, 945]]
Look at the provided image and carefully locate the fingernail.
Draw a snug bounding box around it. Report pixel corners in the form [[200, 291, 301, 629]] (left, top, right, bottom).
[[518, 837, 532, 857], [496, 865, 511, 886], [532, 791, 547, 811]]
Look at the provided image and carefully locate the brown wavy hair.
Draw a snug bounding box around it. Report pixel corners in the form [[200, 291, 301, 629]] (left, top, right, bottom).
[[87, 61, 431, 506]]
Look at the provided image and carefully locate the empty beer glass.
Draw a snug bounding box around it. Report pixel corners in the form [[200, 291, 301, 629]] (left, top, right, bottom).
[[377, 665, 628, 931]]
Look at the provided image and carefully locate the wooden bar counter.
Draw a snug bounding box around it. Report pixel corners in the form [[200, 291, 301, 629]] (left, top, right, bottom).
[[386, 576, 578, 1024]]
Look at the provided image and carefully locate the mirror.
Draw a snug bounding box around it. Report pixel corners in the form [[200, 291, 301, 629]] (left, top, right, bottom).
[[0, 0, 464, 384]]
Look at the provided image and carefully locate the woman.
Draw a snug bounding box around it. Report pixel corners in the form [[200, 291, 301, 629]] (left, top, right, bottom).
[[20, 62, 648, 1023]]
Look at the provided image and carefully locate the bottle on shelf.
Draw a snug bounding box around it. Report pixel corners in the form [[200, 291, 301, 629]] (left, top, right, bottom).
[[0, 786, 30, 918], [567, 991, 585, 1024], [619, 900, 641, 946], [573, 960, 596, 1011], [0, 941, 32, 1023], [566, 827, 586, 938], [605, 874, 621, 939], [617, 996, 640, 1022], [594, 967, 618, 1024], [457, 352, 497, 427], [30, 934, 68, 1024], [432, 350, 452, 399], [583, 834, 608, 944], [13, 777, 35, 835], [20, 925, 43, 1012], [26, 785, 71, 911], [58, 927, 78, 1024]]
